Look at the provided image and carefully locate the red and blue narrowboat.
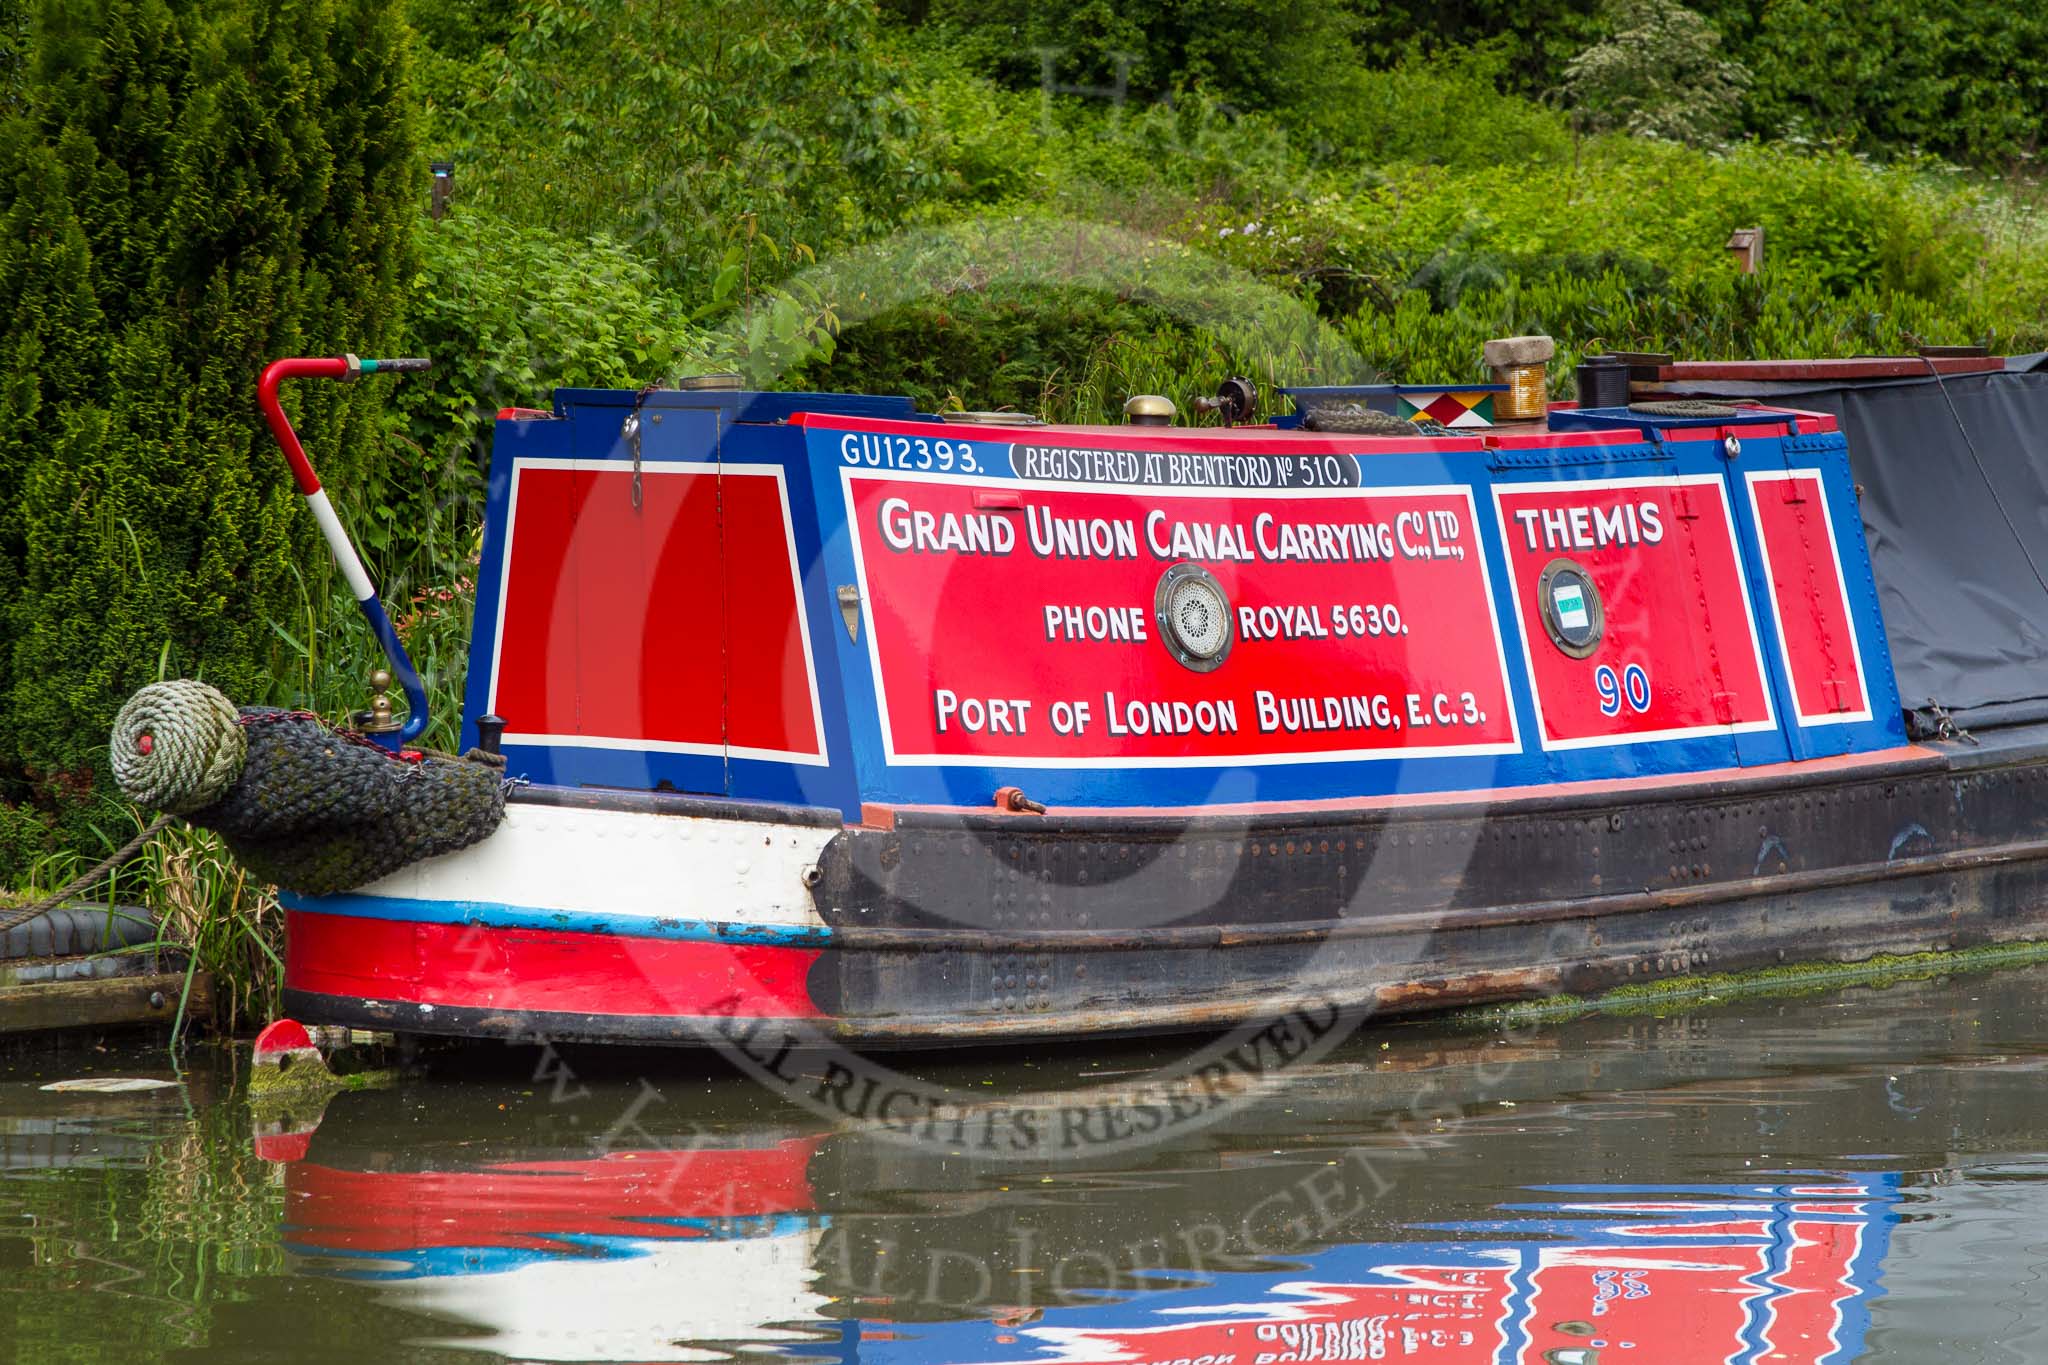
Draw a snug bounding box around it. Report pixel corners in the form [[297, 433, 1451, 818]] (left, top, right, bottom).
[[250, 349, 2048, 1048]]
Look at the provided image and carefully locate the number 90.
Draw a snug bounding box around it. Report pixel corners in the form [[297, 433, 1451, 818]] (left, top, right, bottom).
[[1595, 663, 1652, 717]]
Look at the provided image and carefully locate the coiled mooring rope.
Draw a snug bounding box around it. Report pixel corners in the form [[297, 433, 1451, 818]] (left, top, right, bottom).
[[1627, 399, 1740, 418], [111, 680, 248, 814], [1301, 405, 1452, 437]]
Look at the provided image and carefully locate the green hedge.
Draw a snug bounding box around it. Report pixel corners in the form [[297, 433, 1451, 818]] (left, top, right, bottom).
[[0, 0, 417, 877]]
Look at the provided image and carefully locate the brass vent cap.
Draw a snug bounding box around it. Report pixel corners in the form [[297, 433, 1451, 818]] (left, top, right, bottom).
[[1123, 394, 1176, 426]]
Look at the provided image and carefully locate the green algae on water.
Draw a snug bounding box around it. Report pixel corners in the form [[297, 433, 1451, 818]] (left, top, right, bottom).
[[1453, 939, 2048, 1029]]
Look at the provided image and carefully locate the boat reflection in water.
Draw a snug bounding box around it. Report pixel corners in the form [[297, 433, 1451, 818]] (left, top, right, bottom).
[[284, 1128, 1893, 1365], [284, 1132, 833, 1360], [954, 1183, 1895, 1365], [266, 966, 2048, 1365]]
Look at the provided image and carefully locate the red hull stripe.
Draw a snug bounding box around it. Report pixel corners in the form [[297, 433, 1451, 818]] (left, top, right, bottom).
[[285, 910, 822, 1019], [278, 891, 831, 947]]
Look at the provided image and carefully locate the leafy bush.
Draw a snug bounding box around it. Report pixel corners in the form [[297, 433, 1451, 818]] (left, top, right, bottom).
[[1738, 0, 2048, 168], [889, 0, 1363, 119], [0, 0, 23, 111], [792, 286, 1193, 414], [1563, 0, 1748, 146], [1341, 266, 2045, 389], [1306, 47, 1574, 171], [0, 0, 417, 877]]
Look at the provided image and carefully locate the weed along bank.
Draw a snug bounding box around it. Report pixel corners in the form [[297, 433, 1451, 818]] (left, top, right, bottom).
[[108, 350, 2048, 1050]]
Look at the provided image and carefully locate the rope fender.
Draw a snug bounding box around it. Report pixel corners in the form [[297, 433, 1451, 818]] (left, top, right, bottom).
[[111, 681, 508, 896]]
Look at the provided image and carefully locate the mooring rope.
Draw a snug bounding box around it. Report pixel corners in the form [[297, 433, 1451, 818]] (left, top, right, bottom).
[[111, 680, 248, 814], [1302, 405, 1452, 437], [1628, 399, 1739, 418], [0, 814, 179, 936]]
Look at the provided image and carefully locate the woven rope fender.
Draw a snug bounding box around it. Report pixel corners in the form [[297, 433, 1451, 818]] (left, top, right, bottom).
[[111, 681, 507, 896]]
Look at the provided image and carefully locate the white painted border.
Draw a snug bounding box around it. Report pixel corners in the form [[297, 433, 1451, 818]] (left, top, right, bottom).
[[309, 801, 835, 928], [485, 456, 830, 766], [1744, 470, 1874, 726], [1491, 473, 1779, 752], [379, 1230, 832, 1363], [841, 465, 1523, 769]]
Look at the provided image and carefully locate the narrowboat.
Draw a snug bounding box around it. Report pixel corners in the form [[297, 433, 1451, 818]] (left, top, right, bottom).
[[246, 348, 2048, 1049]]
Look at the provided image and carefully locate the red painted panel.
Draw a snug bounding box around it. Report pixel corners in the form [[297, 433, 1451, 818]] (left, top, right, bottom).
[[719, 470, 824, 758], [288, 1139, 821, 1252], [285, 910, 822, 1019], [1495, 479, 1771, 747], [490, 463, 821, 759], [848, 473, 1517, 763], [1749, 473, 1868, 723], [1522, 1242, 1767, 1362]]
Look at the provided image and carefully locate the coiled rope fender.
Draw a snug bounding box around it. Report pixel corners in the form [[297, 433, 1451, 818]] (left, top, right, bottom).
[[112, 681, 248, 814]]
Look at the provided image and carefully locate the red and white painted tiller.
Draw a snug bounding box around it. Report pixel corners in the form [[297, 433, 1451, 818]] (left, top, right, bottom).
[[257, 353, 435, 747]]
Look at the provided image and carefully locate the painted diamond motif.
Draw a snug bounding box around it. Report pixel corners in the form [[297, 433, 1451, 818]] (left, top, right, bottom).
[[1398, 390, 1497, 429]]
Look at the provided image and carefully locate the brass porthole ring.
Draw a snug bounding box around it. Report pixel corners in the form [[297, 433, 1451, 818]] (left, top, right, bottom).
[[1155, 562, 1234, 672], [1537, 557, 1604, 659]]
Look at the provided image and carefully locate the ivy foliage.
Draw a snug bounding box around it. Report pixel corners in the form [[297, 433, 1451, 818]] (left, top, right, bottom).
[[0, 0, 417, 873]]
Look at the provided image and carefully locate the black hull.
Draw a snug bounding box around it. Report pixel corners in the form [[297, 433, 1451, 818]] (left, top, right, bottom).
[[287, 726, 2048, 1048]]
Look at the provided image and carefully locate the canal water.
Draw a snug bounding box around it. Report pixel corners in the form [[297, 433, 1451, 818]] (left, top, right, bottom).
[[5, 965, 2048, 1361]]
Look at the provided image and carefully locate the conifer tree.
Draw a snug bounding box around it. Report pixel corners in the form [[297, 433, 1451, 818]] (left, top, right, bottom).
[[0, 0, 418, 874]]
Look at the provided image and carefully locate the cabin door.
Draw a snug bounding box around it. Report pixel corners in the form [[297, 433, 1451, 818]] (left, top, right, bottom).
[[1671, 465, 1794, 769]]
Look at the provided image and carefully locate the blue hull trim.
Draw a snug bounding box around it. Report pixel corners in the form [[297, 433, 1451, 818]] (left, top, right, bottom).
[[278, 891, 832, 947]]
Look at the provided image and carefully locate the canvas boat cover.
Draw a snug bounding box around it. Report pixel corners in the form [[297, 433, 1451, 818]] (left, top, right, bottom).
[[1666, 355, 2048, 738]]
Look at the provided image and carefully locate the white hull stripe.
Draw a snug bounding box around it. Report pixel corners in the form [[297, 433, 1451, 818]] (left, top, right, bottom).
[[289, 801, 836, 930]]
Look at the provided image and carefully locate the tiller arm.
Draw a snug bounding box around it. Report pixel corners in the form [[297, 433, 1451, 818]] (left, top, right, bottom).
[[257, 354, 434, 748]]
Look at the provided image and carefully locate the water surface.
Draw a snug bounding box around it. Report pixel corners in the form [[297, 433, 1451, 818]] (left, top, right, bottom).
[[5, 965, 2048, 1361]]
